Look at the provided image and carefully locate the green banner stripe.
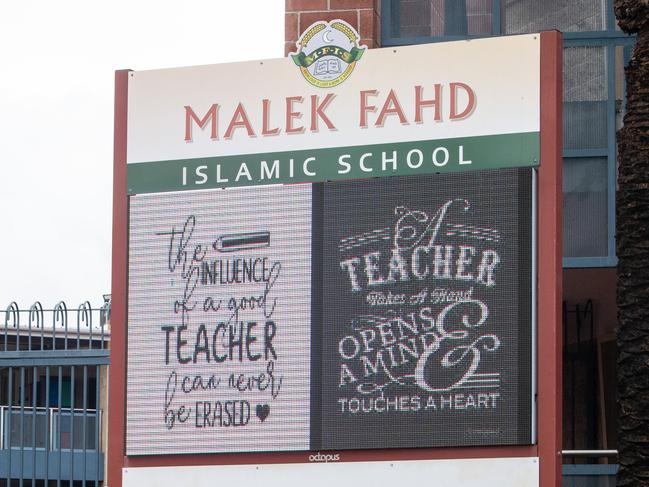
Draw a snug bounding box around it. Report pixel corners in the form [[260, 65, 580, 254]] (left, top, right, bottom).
[[127, 132, 539, 195]]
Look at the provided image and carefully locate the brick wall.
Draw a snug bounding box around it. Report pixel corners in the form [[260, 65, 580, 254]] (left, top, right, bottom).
[[285, 0, 381, 56]]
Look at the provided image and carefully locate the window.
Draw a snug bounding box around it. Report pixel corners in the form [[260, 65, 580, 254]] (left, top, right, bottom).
[[382, 0, 635, 267]]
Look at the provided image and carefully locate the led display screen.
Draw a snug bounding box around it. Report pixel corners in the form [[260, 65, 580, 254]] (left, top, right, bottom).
[[318, 169, 533, 449], [126, 168, 533, 455], [127, 185, 313, 455]]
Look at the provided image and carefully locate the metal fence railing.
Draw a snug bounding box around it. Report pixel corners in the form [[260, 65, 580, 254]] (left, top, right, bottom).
[[3, 301, 110, 351], [0, 300, 110, 486], [0, 406, 101, 451]]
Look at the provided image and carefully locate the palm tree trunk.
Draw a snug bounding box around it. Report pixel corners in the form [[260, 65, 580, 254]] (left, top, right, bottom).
[[615, 2, 649, 486]]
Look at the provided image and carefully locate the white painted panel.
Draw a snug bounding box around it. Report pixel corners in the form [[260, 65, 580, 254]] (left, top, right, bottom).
[[123, 457, 539, 487], [127, 35, 540, 164]]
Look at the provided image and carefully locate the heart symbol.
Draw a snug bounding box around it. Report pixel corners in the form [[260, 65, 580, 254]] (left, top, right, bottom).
[[256, 404, 270, 422]]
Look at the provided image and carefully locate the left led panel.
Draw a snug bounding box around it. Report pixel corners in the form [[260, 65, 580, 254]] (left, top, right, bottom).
[[126, 185, 312, 455]]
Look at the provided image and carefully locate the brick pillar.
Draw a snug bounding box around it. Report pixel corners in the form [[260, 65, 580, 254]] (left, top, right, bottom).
[[285, 0, 381, 56]]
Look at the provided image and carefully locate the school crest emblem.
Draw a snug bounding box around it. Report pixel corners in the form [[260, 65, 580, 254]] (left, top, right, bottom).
[[292, 20, 366, 88]]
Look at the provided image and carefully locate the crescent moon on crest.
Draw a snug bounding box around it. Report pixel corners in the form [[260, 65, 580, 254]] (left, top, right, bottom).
[[323, 30, 334, 43]]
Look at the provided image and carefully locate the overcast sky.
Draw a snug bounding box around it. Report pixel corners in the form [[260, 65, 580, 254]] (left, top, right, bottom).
[[0, 0, 284, 309]]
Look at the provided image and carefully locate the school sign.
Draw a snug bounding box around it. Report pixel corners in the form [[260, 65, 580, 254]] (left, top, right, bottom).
[[126, 31, 540, 193], [110, 27, 563, 487]]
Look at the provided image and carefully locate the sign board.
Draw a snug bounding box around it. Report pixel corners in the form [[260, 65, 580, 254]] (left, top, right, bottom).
[[126, 31, 538, 456], [111, 26, 562, 487], [123, 457, 540, 487], [126, 34, 540, 193]]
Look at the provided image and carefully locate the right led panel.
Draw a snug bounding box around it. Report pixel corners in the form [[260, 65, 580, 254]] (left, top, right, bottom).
[[318, 168, 534, 449]]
